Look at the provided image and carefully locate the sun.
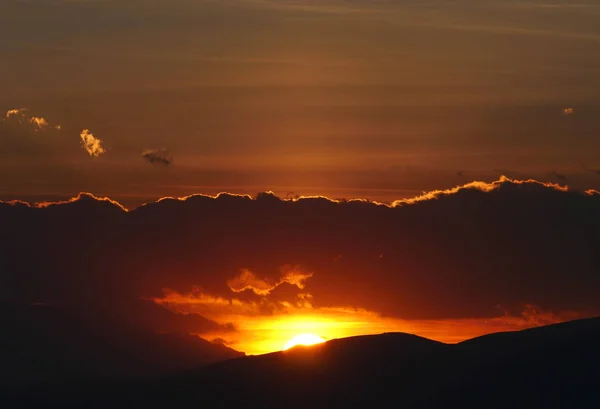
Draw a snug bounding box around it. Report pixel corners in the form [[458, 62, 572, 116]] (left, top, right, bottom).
[[283, 333, 326, 350]]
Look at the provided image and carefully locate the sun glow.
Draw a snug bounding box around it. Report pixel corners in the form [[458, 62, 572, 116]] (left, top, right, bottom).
[[283, 333, 326, 350], [154, 289, 569, 356]]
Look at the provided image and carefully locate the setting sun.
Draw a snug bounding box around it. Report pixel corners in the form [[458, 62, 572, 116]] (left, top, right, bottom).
[[283, 334, 326, 350]]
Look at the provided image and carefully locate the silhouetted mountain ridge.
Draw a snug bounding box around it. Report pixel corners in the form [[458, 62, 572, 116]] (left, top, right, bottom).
[[5, 317, 599, 408], [0, 303, 243, 386]]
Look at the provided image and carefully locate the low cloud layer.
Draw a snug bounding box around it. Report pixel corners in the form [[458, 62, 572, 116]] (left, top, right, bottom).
[[1, 177, 599, 353]]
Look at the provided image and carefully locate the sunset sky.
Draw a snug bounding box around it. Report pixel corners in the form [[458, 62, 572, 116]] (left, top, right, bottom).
[[1, 0, 600, 355], [2, 0, 600, 209]]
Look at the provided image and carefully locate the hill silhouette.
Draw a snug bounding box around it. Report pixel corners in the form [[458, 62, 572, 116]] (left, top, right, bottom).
[[5, 317, 599, 408], [0, 302, 243, 386]]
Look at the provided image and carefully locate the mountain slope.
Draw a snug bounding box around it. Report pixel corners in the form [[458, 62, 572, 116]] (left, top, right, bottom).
[[4, 317, 600, 409], [0, 303, 243, 386]]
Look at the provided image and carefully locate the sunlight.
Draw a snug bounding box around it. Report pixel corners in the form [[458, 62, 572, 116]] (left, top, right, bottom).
[[282, 333, 326, 350]]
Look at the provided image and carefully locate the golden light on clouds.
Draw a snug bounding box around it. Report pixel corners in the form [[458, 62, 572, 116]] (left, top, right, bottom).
[[29, 116, 61, 132], [5, 108, 27, 118], [3, 108, 61, 131], [155, 288, 393, 354], [227, 266, 313, 296], [152, 280, 579, 356], [1, 182, 594, 358], [80, 129, 106, 158]]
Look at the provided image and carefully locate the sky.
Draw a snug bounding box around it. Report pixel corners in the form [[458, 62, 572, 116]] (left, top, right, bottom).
[[1, 0, 600, 355], [1, 0, 600, 208]]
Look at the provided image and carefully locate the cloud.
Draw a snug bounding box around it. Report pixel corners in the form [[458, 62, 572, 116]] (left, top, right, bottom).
[[80, 129, 106, 157], [3, 108, 61, 132], [280, 265, 313, 290], [154, 285, 586, 354], [28, 116, 50, 131], [142, 148, 172, 166], [227, 266, 313, 296], [227, 269, 275, 296], [0, 107, 68, 160], [1, 177, 599, 354], [391, 175, 567, 206], [32, 192, 128, 212], [5, 108, 27, 119], [29, 116, 61, 132]]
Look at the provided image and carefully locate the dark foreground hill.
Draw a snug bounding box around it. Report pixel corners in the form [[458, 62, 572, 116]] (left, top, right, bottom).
[[0, 303, 243, 385], [3, 317, 600, 409]]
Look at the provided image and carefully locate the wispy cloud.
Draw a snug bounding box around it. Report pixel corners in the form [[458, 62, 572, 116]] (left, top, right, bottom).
[[3, 108, 61, 132], [142, 148, 172, 166], [227, 266, 313, 296], [80, 129, 106, 158]]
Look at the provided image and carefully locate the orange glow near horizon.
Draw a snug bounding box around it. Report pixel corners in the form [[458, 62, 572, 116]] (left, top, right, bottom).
[[153, 289, 582, 356], [283, 333, 326, 350]]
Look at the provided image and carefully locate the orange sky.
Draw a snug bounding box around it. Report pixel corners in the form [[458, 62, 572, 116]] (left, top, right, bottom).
[[153, 286, 582, 355], [151, 262, 582, 355], [2, 0, 600, 206]]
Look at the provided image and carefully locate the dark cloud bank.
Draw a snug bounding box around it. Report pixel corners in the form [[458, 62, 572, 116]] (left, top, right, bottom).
[[2, 178, 599, 319], [1, 178, 599, 381]]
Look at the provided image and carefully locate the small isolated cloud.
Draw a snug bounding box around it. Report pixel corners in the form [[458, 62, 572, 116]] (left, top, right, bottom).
[[227, 266, 313, 296], [5, 108, 27, 119], [563, 107, 575, 115], [80, 129, 106, 158], [29, 117, 61, 132], [3, 108, 61, 132], [29, 117, 49, 131], [142, 148, 172, 166]]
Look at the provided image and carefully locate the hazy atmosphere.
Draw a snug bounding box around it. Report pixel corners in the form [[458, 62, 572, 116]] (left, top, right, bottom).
[[1, 2, 599, 408], [2, 0, 600, 208]]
